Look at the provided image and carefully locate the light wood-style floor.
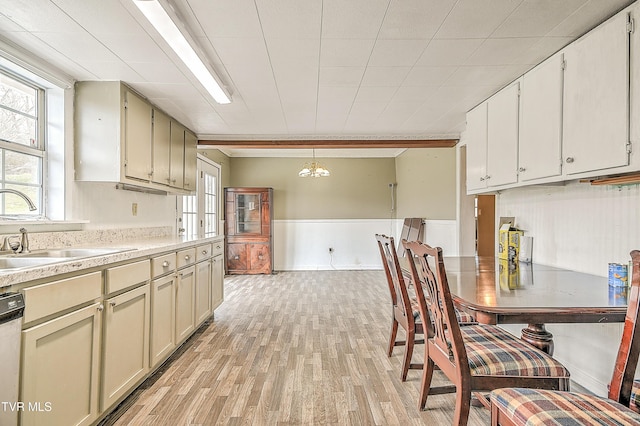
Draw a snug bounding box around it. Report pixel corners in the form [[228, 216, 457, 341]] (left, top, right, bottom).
[[104, 270, 490, 425]]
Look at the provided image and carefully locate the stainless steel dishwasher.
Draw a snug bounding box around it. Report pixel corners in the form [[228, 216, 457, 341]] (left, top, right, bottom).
[[0, 292, 25, 426]]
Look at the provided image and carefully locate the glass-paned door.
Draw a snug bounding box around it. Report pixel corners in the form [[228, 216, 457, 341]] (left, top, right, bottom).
[[180, 156, 220, 238], [235, 193, 261, 234]]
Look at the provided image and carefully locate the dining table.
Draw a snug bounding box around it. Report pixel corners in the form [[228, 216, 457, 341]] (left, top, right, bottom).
[[402, 255, 628, 355]]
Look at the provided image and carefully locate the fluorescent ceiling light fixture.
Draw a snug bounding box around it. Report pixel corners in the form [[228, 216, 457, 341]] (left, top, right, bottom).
[[133, 0, 231, 104]]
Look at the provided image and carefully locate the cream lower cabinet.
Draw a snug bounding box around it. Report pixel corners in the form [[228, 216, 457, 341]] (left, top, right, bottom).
[[101, 283, 150, 410], [195, 259, 212, 327], [150, 272, 177, 368], [21, 303, 102, 426], [211, 253, 224, 311], [175, 265, 196, 343]]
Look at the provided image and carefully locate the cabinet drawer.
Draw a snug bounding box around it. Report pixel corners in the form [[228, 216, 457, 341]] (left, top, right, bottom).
[[211, 241, 223, 256], [151, 252, 176, 278], [106, 259, 150, 294], [177, 248, 196, 269], [196, 244, 212, 262], [22, 272, 102, 323]]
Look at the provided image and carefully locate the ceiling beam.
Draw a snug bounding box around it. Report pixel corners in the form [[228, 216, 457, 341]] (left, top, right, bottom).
[[198, 139, 458, 149]]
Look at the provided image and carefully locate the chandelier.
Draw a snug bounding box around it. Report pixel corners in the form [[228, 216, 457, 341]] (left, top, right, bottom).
[[298, 149, 330, 177]]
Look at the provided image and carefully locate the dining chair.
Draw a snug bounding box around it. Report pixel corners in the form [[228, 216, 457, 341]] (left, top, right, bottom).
[[490, 249, 640, 426], [376, 233, 425, 381], [402, 240, 570, 426]]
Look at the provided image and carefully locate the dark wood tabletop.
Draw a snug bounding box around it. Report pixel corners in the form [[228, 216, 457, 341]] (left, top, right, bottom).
[[402, 255, 628, 354]]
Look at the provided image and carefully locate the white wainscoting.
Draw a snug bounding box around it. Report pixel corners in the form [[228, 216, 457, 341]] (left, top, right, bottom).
[[273, 219, 458, 271]]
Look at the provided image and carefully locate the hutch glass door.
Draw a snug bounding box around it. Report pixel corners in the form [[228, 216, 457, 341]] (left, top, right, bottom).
[[235, 193, 261, 234]]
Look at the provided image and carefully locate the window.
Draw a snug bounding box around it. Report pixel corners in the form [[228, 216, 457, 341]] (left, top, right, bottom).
[[0, 69, 44, 216], [180, 156, 220, 238]]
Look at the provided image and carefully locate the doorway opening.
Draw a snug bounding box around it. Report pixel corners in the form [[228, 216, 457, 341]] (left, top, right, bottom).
[[476, 194, 495, 256]]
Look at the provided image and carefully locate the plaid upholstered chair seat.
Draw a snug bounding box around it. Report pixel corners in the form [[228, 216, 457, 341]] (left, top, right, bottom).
[[631, 379, 640, 411], [409, 296, 477, 325], [462, 325, 568, 378], [491, 388, 640, 426]]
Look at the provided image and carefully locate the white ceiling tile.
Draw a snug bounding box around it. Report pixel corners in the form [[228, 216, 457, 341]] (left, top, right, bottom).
[[322, 0, 389, 39], [444, 65, 522, 87], [361, 67, 410, 86], [493, 0, 589, 37], [378, 0, 457, 39], [255, 0, 322, 39], [31, 31, 118, 62], [0, 0, 78, 33], [212, 37, 270, 66], [403, 66, 457, 86], [392, 86, 439, 102], [466, 38, 540, 66], [318, 86, 358, 102], [547, 0, 634, 37], [52, 0, 145, 36], [320, 39, 376, 67], [266, 38, 320, 65], [355, 87, 397, 103], [435, 0, 522, 39], [510, 37, 574, 66], [368, 39, 428, 67], [319, 67, 365, 86], [186, 0, 263, 38], [415, 39, 484, 66]]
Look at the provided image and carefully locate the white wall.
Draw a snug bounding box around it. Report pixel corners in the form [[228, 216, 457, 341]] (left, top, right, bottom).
[[273, 219, 458, 271], [497, 181, 640, 395]]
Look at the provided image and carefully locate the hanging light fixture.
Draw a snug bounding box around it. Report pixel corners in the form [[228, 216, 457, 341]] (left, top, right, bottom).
[[298, 149, 330, 178]]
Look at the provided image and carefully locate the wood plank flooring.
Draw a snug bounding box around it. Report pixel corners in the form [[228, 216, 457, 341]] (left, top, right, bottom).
[[104, 270, 490, 425]]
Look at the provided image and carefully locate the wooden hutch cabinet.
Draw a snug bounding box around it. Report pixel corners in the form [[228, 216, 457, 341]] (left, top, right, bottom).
[[224, 187, 273, 274]]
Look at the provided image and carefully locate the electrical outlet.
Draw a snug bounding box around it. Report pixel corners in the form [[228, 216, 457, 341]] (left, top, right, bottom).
[[328, 247, 333, 253], [132, 203, 138, 216]]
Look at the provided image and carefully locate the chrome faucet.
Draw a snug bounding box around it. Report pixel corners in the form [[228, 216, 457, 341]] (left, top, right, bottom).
[[0, 189, 37, 211]]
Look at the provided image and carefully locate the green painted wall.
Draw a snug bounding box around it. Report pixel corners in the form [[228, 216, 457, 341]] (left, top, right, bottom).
[[228, 157, 397, 220], [395, 148, 457, 220]]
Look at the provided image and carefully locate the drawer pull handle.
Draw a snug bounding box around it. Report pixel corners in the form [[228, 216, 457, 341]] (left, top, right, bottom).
[[97, 304, 104, 312], [162, 261, 170, 267], [202, 250, 208, 255], [258, 255, 263, 260], [566, 157, 575, 163], [110, 302, 116, 307], [185, 255, 191, 261], [234, 255, 240, 260]]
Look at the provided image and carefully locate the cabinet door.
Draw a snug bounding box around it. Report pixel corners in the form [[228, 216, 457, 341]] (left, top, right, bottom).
[[169, 121, 185, 188], [150, 274, 176, 368], [102, 284, 150, 411], [183, 130, 197, 191], [227, 243, 248, 272], [195, 260, 212, 326], [250, 244, 271, 274], [124, 89, 153, 181], [519, 53, 563, 181], [211, 254, 224, 310], [235, 193, 262, 234], [152, 109, 171, 185], [176, 266, 196, 343], [22, 303, 102, 426], [486, 81, 519, 187], [563, 11, 630, 175], [465, 103, 488, 192]]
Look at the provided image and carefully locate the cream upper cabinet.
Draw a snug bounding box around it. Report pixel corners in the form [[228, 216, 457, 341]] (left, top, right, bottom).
[[562, 11, 630, 175], [152, 108, 172, 186], [169, 121, 185, 189], [465, 102, 489, 192], [518, 53, 564, 182], [486, 81, 519, 187], [183, 130, 198, 192], [124, 89, 153, 181], [75, 81, 198, 194]]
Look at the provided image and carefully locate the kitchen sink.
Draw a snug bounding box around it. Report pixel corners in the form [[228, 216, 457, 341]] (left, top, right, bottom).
[[0, 257, 69, 270]]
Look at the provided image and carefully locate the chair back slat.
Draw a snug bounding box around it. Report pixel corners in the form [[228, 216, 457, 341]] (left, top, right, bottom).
[[403, 240, 468, 368], [609, 250, 640, 405], [376, 234, 413, 323]]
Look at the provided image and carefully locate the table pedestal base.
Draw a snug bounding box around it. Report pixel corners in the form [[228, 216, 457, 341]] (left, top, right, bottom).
[[521, 323, 554, 355]]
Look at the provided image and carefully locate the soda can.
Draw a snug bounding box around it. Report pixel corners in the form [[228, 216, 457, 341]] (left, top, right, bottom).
[[608, 263, 629, 288]]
